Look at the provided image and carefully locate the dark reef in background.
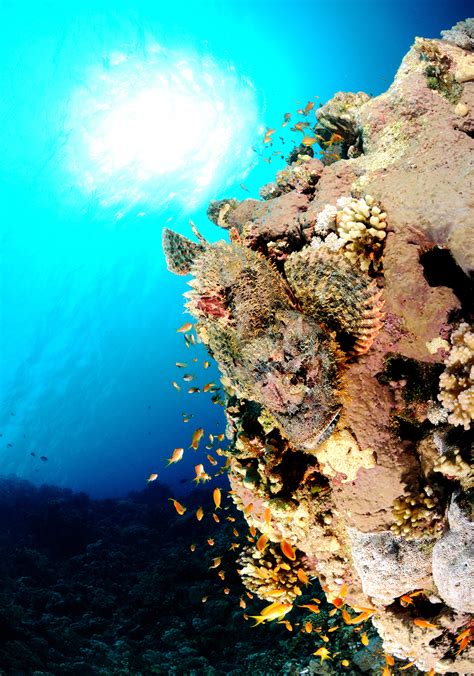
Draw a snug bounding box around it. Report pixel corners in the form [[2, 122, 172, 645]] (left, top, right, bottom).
[[0, 477, 382, 676]]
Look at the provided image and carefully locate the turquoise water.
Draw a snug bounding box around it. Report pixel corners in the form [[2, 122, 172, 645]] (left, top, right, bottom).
[[0, 0, 469, 497]]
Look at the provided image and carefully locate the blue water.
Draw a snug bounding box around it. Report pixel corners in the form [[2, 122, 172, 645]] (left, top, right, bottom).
[[0, 0, 469, 498]]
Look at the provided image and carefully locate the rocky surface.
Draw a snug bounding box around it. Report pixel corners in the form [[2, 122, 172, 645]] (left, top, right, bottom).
[[164, 22, 473, 674]]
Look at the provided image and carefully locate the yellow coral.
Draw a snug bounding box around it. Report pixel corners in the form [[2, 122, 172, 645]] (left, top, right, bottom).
[[313, 429, 376, 483], [336, 194, 387, 272], [438, 322, 474, 430], [390, 486, 444, 539]]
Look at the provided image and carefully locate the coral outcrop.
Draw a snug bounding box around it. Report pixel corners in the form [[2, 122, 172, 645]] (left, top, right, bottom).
[[163, 20, 473, 674]]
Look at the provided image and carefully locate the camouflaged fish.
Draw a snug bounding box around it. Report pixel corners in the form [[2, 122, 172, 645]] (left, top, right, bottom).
[[162, 227, 383, 449]]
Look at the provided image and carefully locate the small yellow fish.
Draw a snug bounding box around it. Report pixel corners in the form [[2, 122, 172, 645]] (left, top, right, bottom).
[[239, 597, 246, 609], [299, 603, 320, 614], [229, 542, 239, 551], [263, 128, 276, 144], [203, 361, 210, 368], [212, 513, 220, 523], [282, 112, 291, 127], [218, 570, 225, 580], [213, 487, 222, 510], [313, 647, 331, 663], [177, 322, 193, 333], [217, 433, 225, 441], [341, 660, 349, 667], [191, 427, 204, 450], [257, 534, 268, 552], [413, 618, 438, 629], [196, 506, 204, 521], [296, 569, 309, 585], [279, 620, 293, 631], [249, 526, 257, 537], [232, 528, 239, 537], [302, 135, 318, 146], [264, 507, 272, 525], [244, 503, 254, 515], [187, 387, 200, 394], [171, 381, 181, 391], [361, 632, 369, 646], [203, 382, 216, 393], [280, 540, 296, 561], [168, 498, 186, 515], [249, 602, 293, 626], [147, 473, 158, 483], [209, 557, 221, 569], [304, 621, 312, 633], [167, 448, 184, 465]]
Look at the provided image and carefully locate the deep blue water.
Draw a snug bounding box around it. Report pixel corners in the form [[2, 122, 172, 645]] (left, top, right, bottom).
[[0, 0, 470, 498]]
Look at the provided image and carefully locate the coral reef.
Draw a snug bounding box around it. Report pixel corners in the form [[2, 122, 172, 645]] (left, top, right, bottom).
[[441, 18, 474, 51], [163, 20, 473, 674]]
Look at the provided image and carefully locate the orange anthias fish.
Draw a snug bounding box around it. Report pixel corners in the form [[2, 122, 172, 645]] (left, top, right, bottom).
[[209, 557, 221, 569], [282, 112, 291, 127], [206, 454, 217, 466], [196, 506, 204, 521], [361, 632, 369, 646], [193, 464, 211, 484], [249, 601, 293, 626], [207, 538, 215, 546], [299, 603, 320, 614], [313, 647, 331, 663], [213, 487, 222, 510], [203, 382, 216, 393], [280, 540, 296, 561], [212, 513, 220, 523], [147, 473, 158, 482], [249, 526, 257, 537], [244, 503, 254, 515], [257, 534, 268, 552], [413, 618, 438, 629], [291, 120, 309, 133], [297, 569, 310, 586], [187, 387, 200, 394], [264, 507, 272, 525], [177, 322, 193, 333], [191, 427, 204, 450], [263, 127, 276, 144], [167, 448, 184, 465], [331, 583, 348, 608], [304, 621, 312, 633], [169, 498, 186, 515], [218, 570, 225, 580], [302, 135, 318, 146]]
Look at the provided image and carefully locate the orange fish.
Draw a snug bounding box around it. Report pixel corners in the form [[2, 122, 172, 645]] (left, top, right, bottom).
[[232, 528, 239, 537], [207, 538, 215, 546], [169, 498, 186, 515], [203, 360, 210, 368], [193, 464, 211, 484], [328, 626, 339, 633], [147, 473, 158, 483], [209, 557, 221, 569], [413, 618, 438, 629], [280, 540, 296, 561], [279, 620, 293, 631], [291, 120, 309, 132], [297, 569, 309, 586], [191, 427, 204, 450], [257, 534, 268, 552], [263, 128, 276, 144], [223, 588, 230, 595], [399, 662, 416, 670], [304, 101, 314, 115], [244, 503, 254, 515], [229, 543, 239, 551], [203, 382, 216, 393], [190, 543, 196, 552], [400, 594, 414, 607], [177, 322, 193, 333], [301, 135, 317, 146], [282, 112, 291, 127], [249, 526, 257, 537], [381, 668, 391, 676], [167, 447, 184, 465], [213, 487, 222, 510], [361, 633, 369, 646], [332, 583, 347, 608], [305, 621, 312, 633], [212, 513, 220, 523], [385, 655, 394, 666], [217, 433, 225, 441], [313, 647, 331, 663], [264, 507, 271, 524], [207, 454, 217, 466], [182, 374, 194, 382], [299, 603, 320, 614], [239, 597, 246, 609], [187, 387, 200, 394], [196, 506, 204, 521], [218, 570, 225, 580]]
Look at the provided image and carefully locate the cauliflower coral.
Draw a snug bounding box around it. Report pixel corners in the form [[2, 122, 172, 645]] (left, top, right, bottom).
[[438, 322, 474, 430]]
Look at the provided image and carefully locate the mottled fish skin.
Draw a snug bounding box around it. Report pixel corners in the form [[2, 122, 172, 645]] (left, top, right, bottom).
[[163, 229, 342, 448]]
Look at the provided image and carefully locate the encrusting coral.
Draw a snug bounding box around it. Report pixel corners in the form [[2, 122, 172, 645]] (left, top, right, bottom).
[[438, 322, 474, 430]]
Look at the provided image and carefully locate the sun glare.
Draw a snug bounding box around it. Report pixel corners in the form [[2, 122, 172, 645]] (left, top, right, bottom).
[[67, 46, 260, 215]]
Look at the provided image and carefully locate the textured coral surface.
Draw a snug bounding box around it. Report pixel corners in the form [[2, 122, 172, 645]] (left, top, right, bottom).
[[164, 25, 473, 674]]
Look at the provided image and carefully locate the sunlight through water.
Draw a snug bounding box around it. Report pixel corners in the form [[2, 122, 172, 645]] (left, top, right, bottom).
[[66, 44, 261, 216]]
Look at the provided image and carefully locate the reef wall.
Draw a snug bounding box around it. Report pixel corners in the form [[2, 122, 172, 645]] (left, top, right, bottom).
[[164, 20, 473, 674]]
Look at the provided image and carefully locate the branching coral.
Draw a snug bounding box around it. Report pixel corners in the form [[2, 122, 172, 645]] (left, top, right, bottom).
[[438, 322, 474, 430], [237, 542, 307, 604], [390, 486, 444, 539], [335, 194, 387, 272]]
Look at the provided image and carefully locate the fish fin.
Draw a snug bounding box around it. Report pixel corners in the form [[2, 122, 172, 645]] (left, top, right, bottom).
[[162, 228, 205, 275]]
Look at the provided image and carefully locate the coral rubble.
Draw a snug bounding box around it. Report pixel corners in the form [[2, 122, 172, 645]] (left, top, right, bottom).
[[164, 20, 473, 674]]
